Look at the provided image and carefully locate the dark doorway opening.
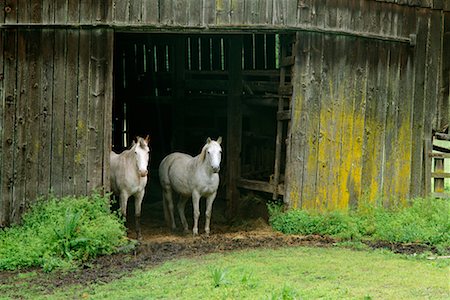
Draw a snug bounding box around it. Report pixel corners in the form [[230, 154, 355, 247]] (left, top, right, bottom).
[[112, 32, 287, 229]]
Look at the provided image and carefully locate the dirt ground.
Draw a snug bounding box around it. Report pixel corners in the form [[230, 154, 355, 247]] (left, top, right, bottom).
[[0, 197, 439, 295]]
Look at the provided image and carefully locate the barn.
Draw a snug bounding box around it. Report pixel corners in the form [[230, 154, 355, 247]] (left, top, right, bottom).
[[0, 0, 449, 226]]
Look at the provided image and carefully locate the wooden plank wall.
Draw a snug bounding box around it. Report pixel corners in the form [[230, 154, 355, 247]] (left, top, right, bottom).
[[286, 1, 443, 210], [0, 0, 448, 26], [0, 29, 113, 226]]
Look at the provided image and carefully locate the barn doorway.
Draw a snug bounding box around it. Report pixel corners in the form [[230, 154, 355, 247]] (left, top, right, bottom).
[[112, 32, 293, 227]]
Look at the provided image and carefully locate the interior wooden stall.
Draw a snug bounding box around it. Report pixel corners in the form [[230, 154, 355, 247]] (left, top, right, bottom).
[[113, 33, 291, 215]]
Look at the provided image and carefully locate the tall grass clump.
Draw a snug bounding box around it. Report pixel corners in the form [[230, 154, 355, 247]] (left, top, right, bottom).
[[0, 193, 129, 272], [268, 197, 450, 253]]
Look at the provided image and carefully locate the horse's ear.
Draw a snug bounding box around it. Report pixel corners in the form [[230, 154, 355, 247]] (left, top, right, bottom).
[[145, 135, 150, 143], [217, 136, 222, 144], [206, 137, 212, 144]]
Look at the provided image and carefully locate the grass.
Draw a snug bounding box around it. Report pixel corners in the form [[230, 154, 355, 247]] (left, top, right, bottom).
[[3, 246, 448, 299]]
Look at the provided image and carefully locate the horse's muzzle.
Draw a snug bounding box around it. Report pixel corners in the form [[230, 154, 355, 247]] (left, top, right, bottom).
[[139, 170, 148, 177], [212, 166, 220, 173]]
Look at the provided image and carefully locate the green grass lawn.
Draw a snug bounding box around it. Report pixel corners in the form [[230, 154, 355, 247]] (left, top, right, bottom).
[[4, 246, 449, 300]]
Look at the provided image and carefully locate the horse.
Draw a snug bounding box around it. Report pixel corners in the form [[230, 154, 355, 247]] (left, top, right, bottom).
[[159, 137, 222, 236], [110, 135, 150, 240]]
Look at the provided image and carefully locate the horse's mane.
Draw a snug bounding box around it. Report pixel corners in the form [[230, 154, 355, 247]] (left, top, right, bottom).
[[122, 136, 149, 157], [198, 142, 208, 162]]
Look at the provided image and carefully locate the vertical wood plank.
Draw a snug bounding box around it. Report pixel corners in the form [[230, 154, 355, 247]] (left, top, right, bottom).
[[13, 30, 28, 222], [216, 0, 231, 25], [244, 0, 259, 25], [113, 0, 129, 23], [335, 35, 356, 210], [348, 39, 368, 208], [103, 29, 114, 193], [142, 0, 159, 23], [174, 0, 188, 25], [4, 0, 18, 23], [394, 46, 414, 202], [38, 29, 54, 196], [1, 30, 16, 226], [0, 30, 3, 216], [55, 0, 68, 23], [67, 0, 80, 23], [62, 30, 79, 196], [17, 0, 30, 23], [24, 30, 42, 206], [361, 40, 388, 204], [188, 0, 202, 26], [87, 29, 107, 192], [381, 44, 398, 204], [203, 0, 216, 25], [259, 0, 273, 24], [74, 30, 90, 196], [51, 29, 67, 197], [41, 0, 55, 23], [159, 0, 173, 25], [285, 33, 307, 208], [0, 1, 4, 23], [30, 0, 43, 23], [425, 10, 442, 133], [80, 0, 92, 23], [129, 0, 142, 24], [410, 10, 427, 197], [327, 35, 346, 210], [315, 34, 334, 210], [230, 0, 244, 24], [299, 33, 320, 209]]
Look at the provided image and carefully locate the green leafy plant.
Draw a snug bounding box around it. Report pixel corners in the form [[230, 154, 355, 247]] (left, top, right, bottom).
[[0, 193, 130, 271], [268, 197, 450, 254], [210, 267, 230, 287]]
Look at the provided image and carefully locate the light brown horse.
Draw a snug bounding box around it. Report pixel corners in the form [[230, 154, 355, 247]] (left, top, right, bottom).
[[159, 137, 222, 236], [110, 136, 150, 239]]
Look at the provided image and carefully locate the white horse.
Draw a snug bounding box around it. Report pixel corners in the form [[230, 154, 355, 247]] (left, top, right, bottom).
[[159, 137, 222, 236], [110, 135, 150, 239]]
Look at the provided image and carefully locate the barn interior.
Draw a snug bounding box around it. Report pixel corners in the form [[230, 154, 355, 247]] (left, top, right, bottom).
[[112, 32, 293, 229]]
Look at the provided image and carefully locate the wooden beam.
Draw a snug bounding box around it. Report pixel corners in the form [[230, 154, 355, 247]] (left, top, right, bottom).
[[237, 178, 285, 196], [431, 172, 450, 178], [226, 35, 243, 217]]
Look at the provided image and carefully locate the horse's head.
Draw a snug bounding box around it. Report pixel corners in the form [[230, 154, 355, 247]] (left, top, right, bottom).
[[203, 136, 222, 173], [132, 135, 151, 177]]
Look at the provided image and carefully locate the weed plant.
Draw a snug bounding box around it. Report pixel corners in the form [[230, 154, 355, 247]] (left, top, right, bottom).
[[0, 193, 129, 271], [268, 197, 450, 254]]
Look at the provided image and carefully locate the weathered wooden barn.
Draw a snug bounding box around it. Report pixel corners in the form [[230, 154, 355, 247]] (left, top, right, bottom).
[[0, 0, 449, 225]]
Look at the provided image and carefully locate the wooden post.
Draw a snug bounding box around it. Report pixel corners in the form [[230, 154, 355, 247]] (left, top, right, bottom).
[[272, 35, 287, 200], [434, 157, 445, 193], [423, 137, 432, 196], [172, 37, 186, 151], [226, 36, 243, 217]]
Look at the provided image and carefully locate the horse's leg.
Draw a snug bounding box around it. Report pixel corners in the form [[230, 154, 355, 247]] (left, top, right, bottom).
[[119, 191, 129, 219], [191, 190, 201, 236], [119, 191, 130, 235], [204, 192, 217, 237], [134, 190, 145, 240], [177, 196, 189, 233], [162, 187, 176, 230]]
